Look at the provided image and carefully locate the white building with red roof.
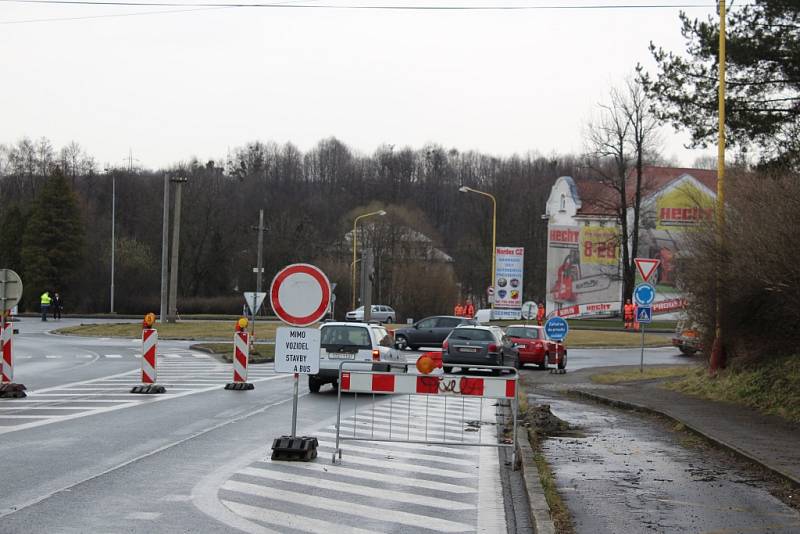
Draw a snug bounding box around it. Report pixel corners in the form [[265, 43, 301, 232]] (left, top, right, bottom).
[[543, 166, 717, 319]]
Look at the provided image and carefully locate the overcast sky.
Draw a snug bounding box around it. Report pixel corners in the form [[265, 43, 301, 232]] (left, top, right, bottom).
[[1, 1, 722, 170]]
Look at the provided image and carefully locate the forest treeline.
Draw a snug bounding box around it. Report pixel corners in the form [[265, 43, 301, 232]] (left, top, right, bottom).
[[0, 136, 579, 319]]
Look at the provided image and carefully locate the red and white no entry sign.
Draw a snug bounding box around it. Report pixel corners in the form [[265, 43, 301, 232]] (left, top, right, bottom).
[[270, 264, 331, 327]]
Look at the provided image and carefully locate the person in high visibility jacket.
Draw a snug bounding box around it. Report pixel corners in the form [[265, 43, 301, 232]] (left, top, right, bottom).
[[40, 291, 52, 322], [536, 303, 546, 326], [454, 304, 463, 317], [623, 299, 635, 330], [464, 301, 475, 318]]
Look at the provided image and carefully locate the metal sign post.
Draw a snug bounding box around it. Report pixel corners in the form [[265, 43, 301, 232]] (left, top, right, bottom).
[[269, 264, 330, 461], [634, 285, 655, 373]]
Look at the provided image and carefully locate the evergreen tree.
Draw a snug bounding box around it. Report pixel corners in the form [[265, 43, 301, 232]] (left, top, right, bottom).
[[0, 204, 27, 273], [642, 1, 800, 170], [20, 167, 85, 309]]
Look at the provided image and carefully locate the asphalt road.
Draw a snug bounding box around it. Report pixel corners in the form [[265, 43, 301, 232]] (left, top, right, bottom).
[[1, 319, 511, 533], [0, 319, 706, 533]]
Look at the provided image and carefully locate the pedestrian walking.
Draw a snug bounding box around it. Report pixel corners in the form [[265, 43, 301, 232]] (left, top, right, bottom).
[[52, 292, 63, 320], [40, 291, 52, 321]]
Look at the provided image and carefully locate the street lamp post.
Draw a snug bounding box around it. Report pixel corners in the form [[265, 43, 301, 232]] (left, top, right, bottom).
[[351, 210, 387, 311], [459, 186, 497, 318], [110, 170, 116, 314]]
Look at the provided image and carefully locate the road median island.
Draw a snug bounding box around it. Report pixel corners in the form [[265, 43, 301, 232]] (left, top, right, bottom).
[[560, 329, 671, 348], [54, 321, 281, 341], [192, 343, 275, 364]]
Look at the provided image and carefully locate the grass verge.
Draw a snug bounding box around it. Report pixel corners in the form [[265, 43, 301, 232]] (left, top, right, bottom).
[[665, 355, 800, 423], [55, 321, 280, 341], [566, 329, 671, 348], [591, 366, 695, 384], [192, 343, 275, 363]]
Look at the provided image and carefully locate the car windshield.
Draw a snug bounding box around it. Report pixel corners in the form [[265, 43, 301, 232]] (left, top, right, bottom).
[[506, 327, 540, 339], [448, 328, 494, 341], [321, 326, 371, 350]]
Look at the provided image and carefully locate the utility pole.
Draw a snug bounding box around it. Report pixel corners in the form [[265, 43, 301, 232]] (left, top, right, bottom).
[[361, 248, 373, 322], [159, 174, 170, 322], [250, 210, 267, 338], [110, 169, 116, 314], [168, 175, 187, 323]]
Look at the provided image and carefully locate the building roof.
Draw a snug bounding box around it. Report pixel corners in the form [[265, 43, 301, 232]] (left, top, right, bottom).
[[573, 166, 717, 217]]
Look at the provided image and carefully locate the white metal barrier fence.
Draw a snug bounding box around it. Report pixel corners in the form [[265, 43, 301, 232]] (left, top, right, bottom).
[[333, 362, 519, 467]]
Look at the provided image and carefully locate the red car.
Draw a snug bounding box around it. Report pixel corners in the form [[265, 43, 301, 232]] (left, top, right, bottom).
[[506, 325, 567, 370]]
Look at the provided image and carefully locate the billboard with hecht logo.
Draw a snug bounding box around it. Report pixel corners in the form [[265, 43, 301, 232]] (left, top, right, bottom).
[[494, 247, 524, 310], [546, 225, 621, 317]]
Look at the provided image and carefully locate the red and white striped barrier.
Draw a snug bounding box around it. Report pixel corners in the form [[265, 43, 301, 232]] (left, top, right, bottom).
[[142, 328, 158, 384], [131, 327, 165, 394], [0, 320, 26, 398], [225, 331, 254, 390], [341, 372, 516, 399], [1, 320, 13, 383]]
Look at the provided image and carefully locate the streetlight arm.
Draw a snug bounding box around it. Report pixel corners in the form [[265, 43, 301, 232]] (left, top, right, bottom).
[[351, 209, 387, 310]]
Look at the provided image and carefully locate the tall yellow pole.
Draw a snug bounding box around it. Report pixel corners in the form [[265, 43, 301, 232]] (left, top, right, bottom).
[[710, 0, 726, 372]]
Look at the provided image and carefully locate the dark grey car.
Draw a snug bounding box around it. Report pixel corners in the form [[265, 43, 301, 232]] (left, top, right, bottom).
[[441, 325, 520, 373], [393, 316, 477, 350]]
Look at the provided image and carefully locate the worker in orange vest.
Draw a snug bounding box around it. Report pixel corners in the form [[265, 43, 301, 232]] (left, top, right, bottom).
[[623, 299, 635, 330], [464, 301, 475, 318], [536, 303, 546, 326], [455, 304, 463, 317]]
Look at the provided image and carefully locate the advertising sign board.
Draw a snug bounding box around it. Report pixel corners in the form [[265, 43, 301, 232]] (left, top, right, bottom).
[[494, 246, 524, 310]]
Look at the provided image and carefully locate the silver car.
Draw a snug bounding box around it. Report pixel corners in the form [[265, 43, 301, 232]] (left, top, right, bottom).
[[345, 305, 396, 324]]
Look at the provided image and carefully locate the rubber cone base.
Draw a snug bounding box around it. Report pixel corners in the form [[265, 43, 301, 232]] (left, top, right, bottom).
[[0, 383, 27, 398], [225, 382, 255, 390], [131, 384, 166, 394]]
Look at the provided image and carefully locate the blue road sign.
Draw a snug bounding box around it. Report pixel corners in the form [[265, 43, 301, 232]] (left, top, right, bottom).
[[544, 316, 569, 341], [637, 306, 652, 323], [633, 283, 656, 306]]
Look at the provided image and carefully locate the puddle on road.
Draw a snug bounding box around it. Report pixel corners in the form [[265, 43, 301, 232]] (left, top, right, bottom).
[[531, 394, 800, 534]]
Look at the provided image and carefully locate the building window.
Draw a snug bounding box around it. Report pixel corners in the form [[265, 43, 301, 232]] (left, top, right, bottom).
[[559, 194, 566, 211]]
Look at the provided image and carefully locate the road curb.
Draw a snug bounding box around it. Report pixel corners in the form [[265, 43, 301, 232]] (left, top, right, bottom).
[[569, 389, 800, 488], [517, 428, 556, 534]]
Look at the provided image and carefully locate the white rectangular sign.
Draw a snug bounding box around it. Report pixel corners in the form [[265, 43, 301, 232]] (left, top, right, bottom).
[[494, 246, 524, 309], [274, 327, 320, 374]]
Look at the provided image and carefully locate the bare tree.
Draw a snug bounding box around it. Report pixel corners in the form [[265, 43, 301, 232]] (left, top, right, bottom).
[[583, 77, 661, 302]]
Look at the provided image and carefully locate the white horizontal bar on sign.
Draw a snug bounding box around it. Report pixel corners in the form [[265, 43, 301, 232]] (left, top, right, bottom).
[[237, 466, 473, 510], [221, 481, 475, 533], [221, 500, 378, 534], [265, 459, 476, 494]]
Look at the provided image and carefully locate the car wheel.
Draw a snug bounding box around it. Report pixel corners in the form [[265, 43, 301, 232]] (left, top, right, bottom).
[[308, 376, 321, 393], [558, 352, 567, 370], [395, 335, 408, 350], [514, 355, 522, 370], [539, 354, 548, 370], [386, 316, 394, 324], [443, 366, 453, 374], [331, 380, 339, 392]]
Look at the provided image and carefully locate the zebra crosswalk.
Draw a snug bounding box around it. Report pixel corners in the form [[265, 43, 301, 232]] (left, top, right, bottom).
[[0, 355, 285, 435], [17, 352, 217, 360], [218, 396, 508, 533]]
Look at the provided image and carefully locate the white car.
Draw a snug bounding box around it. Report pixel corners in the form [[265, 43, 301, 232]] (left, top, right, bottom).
[[308, 322, 406, 393], [345, 305, 396, 324]]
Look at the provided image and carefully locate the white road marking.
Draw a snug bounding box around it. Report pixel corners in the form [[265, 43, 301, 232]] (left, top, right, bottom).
[[104, 354, 122, 358], [267, 459, 477, 494], [222, 480, 475, 533], [45, 355, 62, 359], [238, 466, 473, 510], [222, 499, 381, 534], [314, 439, 475, 466], [477, 422, 507, 533]]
